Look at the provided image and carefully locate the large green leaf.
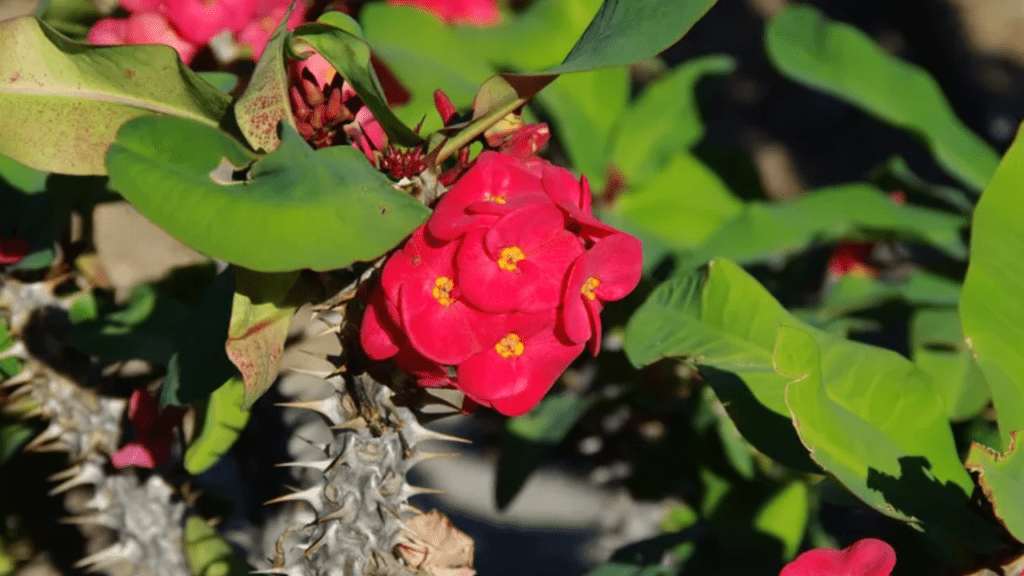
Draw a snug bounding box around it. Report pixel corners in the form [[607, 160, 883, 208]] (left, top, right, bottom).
[[106, 115, 429, 272], [911, 308, 989, 422], [765, 5, 997, 190], [291, 12, 422, 147], [965, 432, 1024, 544], [753, 481, 808, 560], [775, 325, 1001, 550], [184, 375, 251, 475], [960, 126, 1024, 449], [496, 393, 598, 509], [609, 54, 735, 186], [623, 259, 973, 500], [436, 0, 720, 162], [0, 17, 230, 175], [614, 152, 743, 251], [683, 184, 968, 267]]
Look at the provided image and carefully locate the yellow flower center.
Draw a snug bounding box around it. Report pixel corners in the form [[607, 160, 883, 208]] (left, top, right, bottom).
[[432, 276, 455, 306], [495, 333, 525, 358], [581, 277, 600, 300], [487, 195, 507, 204], [497, 246, 526, 271]]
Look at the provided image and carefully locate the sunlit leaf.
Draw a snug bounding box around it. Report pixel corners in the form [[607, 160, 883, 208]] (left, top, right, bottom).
[[965, 431, 1024, 544], [960, 124, 1024, 449], [226, 270, 299, 409], [184, 515, 253, 576], [184, 375, 251, 475], [0, 17, 229, 174], [766, 5, 998, 190]]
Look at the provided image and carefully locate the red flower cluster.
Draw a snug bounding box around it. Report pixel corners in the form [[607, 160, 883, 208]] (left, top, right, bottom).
[[87, 0, 307, 64], [780, 538, 896, 576], [361, 151, 642, 416], [111, 389, 185, 469]]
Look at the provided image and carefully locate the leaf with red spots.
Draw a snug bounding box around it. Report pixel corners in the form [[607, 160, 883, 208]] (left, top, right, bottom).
[[233, 3, 296, 152], [225, 269, 300, 409], [0, 17, 229, 175]]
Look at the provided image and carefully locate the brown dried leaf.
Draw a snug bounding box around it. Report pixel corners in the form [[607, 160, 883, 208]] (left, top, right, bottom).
[[398, 510, 475, 576]]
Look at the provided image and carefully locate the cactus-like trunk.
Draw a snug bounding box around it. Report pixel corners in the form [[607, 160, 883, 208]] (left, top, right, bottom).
[[1, 276, 189, 576]]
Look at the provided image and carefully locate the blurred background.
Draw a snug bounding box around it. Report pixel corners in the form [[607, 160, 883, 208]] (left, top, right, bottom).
[[2, 0, 1022, 574]]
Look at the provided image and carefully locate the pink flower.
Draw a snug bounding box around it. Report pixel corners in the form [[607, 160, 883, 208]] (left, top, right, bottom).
[[359, 146, 641, 416], [428, 151, 552, 242], [379, 227, 499, 365], [456, 203, 583, 314], [111, 389, 185, 469], [120, 0, 162, 11], [237, 0, 308, 60], [458, 312, 584, 416], [780, 539, 896, 576], [388, 0, 499, 27], [561, 232, 642, 355], [0, 235, 28, 266], [88, 12, 201, 65], [86, 18, 129, 45], [164, 0, 258, 44]]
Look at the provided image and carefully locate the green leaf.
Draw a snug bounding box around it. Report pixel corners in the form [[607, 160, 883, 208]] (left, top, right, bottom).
[[550, 0, 719, 75], [684, 184, 968, 267], [0, 153, 47, 193], [765, 5, 998, 190], [196, 72, 238, 95], [161, 270, 237, 408], [455, 0, 603, 71], [911, 308, 989, 422], [623, 259, 974, 501], [437, 0, 720, 163], [811, 270, 961, 322], [609, 54, 735, 186], [183, 515, 253, 576], [106, 115, 429, 272], [614, 152, 743, 251], [871, 155, 974, 215], [775, 325, 1002, 551], [0, 420, 39, 465], [184, 375, 251, 475], [66, 284, 191, 365], [362, 4, 495, 133], [291, 13, 422, 147], [0, 17, 230, 175], [960, 126, 1024, 450], [233, 4, 295, 152], [753, 481, 808, 560], [226, 269, 298, 409], [496, 393, 598, 509], [965, 432, 1024, 543]]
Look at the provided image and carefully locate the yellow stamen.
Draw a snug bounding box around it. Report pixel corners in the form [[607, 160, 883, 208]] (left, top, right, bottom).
[[487, 195, 507, 204], [497, 246, 525, 271], [495, 333, 525, 358], [581, 277, 600, 300], [432, 276, 455, 306]]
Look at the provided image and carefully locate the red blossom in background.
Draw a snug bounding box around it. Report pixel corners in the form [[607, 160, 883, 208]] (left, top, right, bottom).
[[86, 0, 308, 64], [780, 538, 896, 576], [388, 0, 499, 27], [0, 235, 29, 266], [111, 389, 185, 469], [360, 137, 642, 416]]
